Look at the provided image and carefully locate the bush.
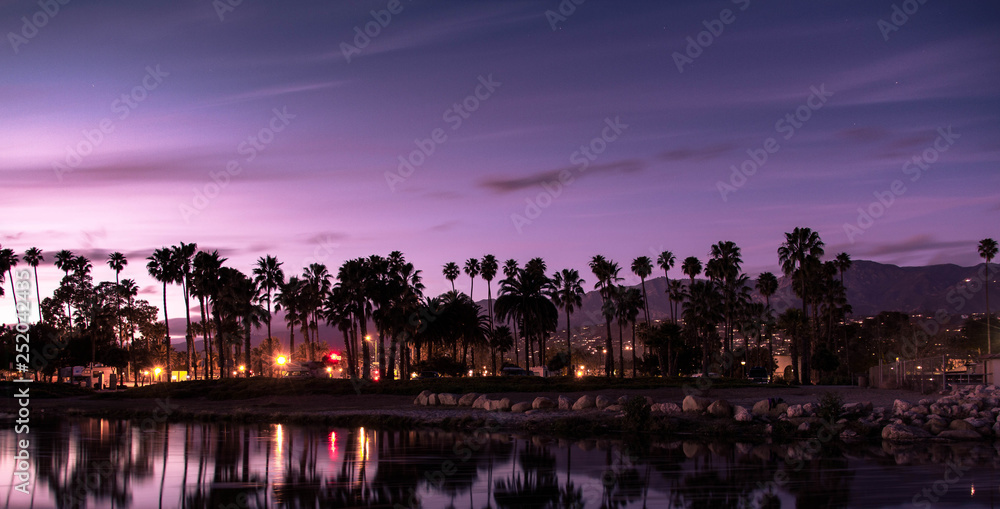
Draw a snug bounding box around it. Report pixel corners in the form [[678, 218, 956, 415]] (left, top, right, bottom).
[[817, 391, 844, 422], [622, 395, 651, 431]]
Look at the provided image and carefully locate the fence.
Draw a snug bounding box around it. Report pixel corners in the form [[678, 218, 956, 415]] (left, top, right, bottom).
[[867, 355, 983, 392]]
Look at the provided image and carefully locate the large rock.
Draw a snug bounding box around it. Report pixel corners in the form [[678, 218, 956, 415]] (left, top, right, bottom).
[[950, 419, 976, 431], [459, 393, 480, 407], [604, 404, 623, 412], [734, 405, 752, 422], [473, 394, 489, 409], [415, 390, 432, 406], [558, 396, 572, 410], [652, 402, 682, 414], [438, 393, 458, 406], [427, 394, 439, 406], [707, 400, 732, 418], [786, 404, 804, 418], [572, 395, 596, 411], [683, 395, 711, 413], [752, 399, 787, 418], [596, 395, 612, 410], [892, 399, 912, 415], [937, 429, 981, 440], [486, 398, 511, 412], [511, 402, 532, 413], [533, 397, 556, 410], [881, 423, 932, 441]]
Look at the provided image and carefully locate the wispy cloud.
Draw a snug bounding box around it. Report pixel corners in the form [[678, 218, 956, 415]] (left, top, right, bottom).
[[479, 159, 643, 193]]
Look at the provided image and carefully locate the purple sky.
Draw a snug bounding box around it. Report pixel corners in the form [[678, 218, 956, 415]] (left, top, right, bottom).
[[1, 0, 998, 329]]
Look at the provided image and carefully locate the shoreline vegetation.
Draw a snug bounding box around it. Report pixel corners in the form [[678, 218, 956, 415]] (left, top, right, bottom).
[[8, 379, 1000, 444]]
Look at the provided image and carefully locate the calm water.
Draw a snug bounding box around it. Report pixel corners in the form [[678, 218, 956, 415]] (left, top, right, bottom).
[[2, 417, 1000, 508]]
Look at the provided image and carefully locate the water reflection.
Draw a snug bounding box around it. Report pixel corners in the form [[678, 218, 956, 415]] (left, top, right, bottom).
[[2, 417, 999, 508]]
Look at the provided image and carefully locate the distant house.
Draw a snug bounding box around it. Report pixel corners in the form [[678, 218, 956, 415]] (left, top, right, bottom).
[[980, 354, 1000, 386]]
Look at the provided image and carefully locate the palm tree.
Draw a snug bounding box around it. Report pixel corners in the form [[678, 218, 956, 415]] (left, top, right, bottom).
[[463, 258, 480, 299], [107, 252, 127, 344], [173, 243, 198, 377], [550, 269, 584, 376], [147, 247, 179, 380], [0, 247, 20, 309], [120, 278, 139, 381], [706, 241, 744, 368], [684, 280, 723, 376], [756, 271, 779, 373], [253, 255, 285, 348], [192, 250, 226, 378], [590, 255, 622, 377], [979, 238, 998, 354], [657, 251, 676, 323], [442, 262, 460, 292], [23, 247, 43, 323], [833, 252, 853, 373], [616, 286, 643, 377], [275, 276, 304, 363], [489, 325, 514, 374], [55, 249, 75, 324], [631, 256, 653, 325], [495, 263, 556, 368], [481, 254, 499, 331], [303, 263, 332, 363], [778, 227, 825, 384], [681, 256, 701, 285]]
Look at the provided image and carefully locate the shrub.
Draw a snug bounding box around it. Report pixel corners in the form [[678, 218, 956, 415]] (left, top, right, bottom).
[[817, 391, 844, 422], [622, 395, 651, 431]]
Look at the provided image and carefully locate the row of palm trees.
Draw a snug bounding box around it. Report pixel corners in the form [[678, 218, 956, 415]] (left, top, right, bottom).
[[1, 232, 996, 382]]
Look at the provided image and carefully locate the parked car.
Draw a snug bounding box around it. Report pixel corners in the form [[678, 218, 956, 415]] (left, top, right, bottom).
[[417, 371, 440, 379], [748, 367, 768, 383]]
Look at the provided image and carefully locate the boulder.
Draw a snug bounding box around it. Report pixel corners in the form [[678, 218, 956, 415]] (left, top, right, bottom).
[[734, 406, 752, 422], [438, 393, 458, 406], [881, 423, 932, 441], [802, 403, 814, 415], [892, 399, 912, 415], [752, 400, 772, 416], [707, 400, 732, 418], [459, 393, 480, 407], [415, 390, 432, 406], [842, 402, 862, 414], [511, 402, 532, 413], [427, 394, 439, 406], [596, 395, 612, 410], [683, 395, 711, 413], [604, 404, 623, 412], [797, 422, 810, 432], [473, 394, 489, 409], [937, 429, 981, 440], [786, 404, 804, 418], [532, 397, 556, 410], [558, 396, 572, 410], [572, 395, 596, 411], [652, 402, 682, 414], [950, 419, 976, 431]]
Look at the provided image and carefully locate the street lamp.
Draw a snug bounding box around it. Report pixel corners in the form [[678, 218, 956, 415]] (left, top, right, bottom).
[[153, 367, 162, 382]]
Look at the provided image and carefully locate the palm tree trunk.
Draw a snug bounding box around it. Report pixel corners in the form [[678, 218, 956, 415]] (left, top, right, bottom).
[[244, 319, 252, 378], [566, 309, 572, 377], [605, 316, 614, 377], [631, 321, 637, 378], [33, 266, 42, 324], [162, 281, 171, 382], [183, 282, 194, 379], [618, 320, 624, 378]]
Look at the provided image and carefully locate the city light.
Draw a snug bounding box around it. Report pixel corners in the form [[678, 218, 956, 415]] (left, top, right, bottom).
[[276, 356, 287, 365]]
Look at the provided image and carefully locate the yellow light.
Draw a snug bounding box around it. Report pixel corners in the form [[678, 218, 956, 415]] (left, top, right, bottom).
[[326, 367, 332, 373], [153, 367, 162, 376], [239, 365, 245, 372], [365, 335, 372, 342], [276, 356, 287, 365]]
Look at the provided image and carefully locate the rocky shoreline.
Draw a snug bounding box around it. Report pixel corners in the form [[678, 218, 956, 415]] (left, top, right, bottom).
[[413, 384, 1000, 442]]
